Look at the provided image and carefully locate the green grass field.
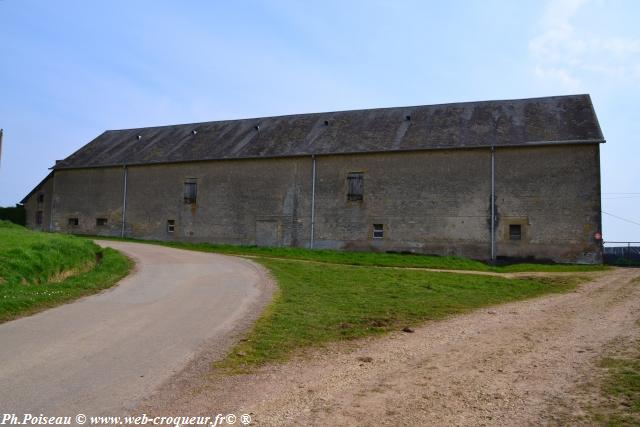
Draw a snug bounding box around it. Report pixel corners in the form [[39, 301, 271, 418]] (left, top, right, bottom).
[[218, 258, 585, 371], [0, 221, 131, 322], [90, 236, 606, 273]]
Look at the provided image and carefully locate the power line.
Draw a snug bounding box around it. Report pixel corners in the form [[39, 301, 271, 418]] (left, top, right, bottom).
[[602, 211, 640, 227], [603, 195, 640, 200]]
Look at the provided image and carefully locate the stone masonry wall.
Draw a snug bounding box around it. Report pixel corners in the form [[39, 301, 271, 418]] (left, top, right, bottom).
[[24, 144, 602, 263]]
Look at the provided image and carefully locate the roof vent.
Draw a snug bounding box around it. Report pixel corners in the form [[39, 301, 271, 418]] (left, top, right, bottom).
[[405, 115, 411, 121], [137, 135, 142, 140], [323, 120, 330, 126], [192, 129, 198, 135]]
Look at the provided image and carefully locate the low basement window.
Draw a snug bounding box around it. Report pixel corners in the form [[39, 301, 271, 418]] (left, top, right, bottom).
[[68, 218, 79, 226], [167, 220, 175, 233], [373, 224, 384, 239], [509, 224, 522, 241], [96, 218, 108, 226]]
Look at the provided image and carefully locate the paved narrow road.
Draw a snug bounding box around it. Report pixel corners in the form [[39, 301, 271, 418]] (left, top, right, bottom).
[[0, 241, 272, 418]]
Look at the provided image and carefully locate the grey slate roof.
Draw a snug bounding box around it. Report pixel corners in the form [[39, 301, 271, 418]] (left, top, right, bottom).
[[54, 95, 604, 170]]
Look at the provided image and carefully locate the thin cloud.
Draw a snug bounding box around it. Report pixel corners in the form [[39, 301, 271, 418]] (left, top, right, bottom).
[[529, 0, 640, 90], [533, 66, 581, 91]]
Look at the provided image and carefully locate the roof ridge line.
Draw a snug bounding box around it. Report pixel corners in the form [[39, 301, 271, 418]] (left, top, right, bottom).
[[102, 94, 592, 133]]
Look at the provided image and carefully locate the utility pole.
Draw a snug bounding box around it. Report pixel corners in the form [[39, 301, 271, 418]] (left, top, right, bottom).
[[490, 145, 496, 261], [310, 155, 316, 249]]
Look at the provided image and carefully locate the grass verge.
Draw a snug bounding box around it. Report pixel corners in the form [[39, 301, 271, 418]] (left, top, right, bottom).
[[592, 342, 640, 426], [0, 222, 131, 323], [89, 236, 606, 273], [217, 258, 583, 371]]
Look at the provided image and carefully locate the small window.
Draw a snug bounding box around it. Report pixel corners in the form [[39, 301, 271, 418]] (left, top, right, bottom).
[[37, 194, 44, 205], [35, 211, 43, 225], [347, 172, 364, 201], [68, 218, 79, 226], [184, 180, 197, 204], [167, 219, 175, 233], [96, 218, 108, 226], [509, 224, 522, 241], [373, 224, 384, 239]]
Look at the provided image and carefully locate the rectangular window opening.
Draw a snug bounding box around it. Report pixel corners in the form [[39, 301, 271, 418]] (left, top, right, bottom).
[[96, 218, 108, 226], [68, 218, 79, 226], [509, 224, 522, 241], [35, 211, 43, 225], [373, 223, 384, 239], [347, 172, 364, 202], [37, 194, 44, 206], [167, 219, 175, 233], [184, 180, 197, 204]]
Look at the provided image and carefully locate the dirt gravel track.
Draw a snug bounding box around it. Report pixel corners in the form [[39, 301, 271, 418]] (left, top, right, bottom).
[[140, 267, 640, 426]]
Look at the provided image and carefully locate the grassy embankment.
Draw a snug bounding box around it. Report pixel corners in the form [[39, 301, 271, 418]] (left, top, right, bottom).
[[0, 221, 130, 323]]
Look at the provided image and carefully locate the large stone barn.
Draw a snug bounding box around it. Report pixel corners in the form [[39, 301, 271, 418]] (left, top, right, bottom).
[[22, 95, 605, 263]]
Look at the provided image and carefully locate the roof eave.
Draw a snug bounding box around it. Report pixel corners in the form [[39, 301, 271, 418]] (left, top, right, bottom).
[[51, 138, 605, 171]]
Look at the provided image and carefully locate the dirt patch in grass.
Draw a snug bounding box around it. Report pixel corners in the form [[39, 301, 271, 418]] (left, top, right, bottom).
[[549, 336, 640, 426], [46, 260, 96, 284], [594, 341, 640, 426]]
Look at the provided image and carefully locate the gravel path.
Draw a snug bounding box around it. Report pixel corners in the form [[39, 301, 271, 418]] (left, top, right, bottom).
[[139, 267, 640, 426]]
